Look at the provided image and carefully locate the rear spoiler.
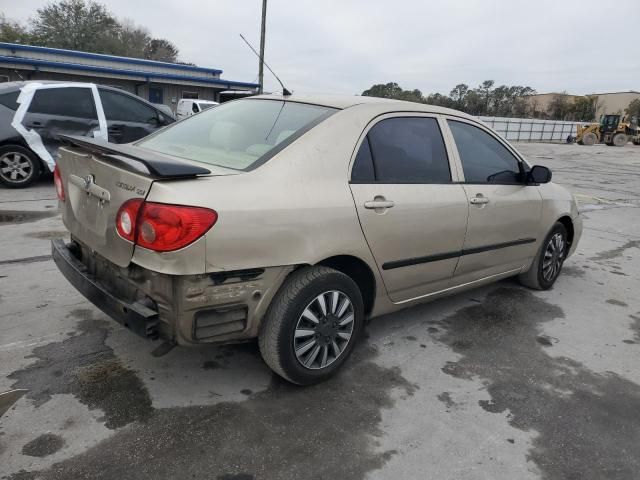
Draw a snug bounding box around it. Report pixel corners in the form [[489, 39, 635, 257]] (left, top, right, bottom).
[[59, 135, 211, 178]]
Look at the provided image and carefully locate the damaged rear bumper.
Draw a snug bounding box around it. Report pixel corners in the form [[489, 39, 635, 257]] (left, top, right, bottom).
[[52, 239, 160, 339], [51, 239, 293, 345]]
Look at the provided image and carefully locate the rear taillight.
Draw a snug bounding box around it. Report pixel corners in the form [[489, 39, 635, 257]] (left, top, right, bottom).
[[53, 164, 65, 201], [116, 198, 143, 242], [116, 199, 217, 252]]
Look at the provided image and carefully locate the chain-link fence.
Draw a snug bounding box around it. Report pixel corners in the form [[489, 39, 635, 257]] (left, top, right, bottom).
[[478, 116, 582, 143]]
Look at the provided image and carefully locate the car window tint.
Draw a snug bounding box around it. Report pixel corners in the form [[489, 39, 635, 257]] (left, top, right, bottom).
[[351, 137, 375, 182], [28, 87, 97, 119], [99, 89, 157, 123], [0, 90, 19, 111], [448, 120, 522, 184], [367, 117, 450, 183]]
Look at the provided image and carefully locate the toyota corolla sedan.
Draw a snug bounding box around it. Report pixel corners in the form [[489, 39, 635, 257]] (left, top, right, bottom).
[[51, 94, 582, 385]]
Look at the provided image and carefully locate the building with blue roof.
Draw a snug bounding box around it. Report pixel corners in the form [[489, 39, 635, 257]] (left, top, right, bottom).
[[0, 42, 259, 109]]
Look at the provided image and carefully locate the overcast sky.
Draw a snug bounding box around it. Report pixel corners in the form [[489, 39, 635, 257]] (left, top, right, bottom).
[[3, 0, 638, 96]]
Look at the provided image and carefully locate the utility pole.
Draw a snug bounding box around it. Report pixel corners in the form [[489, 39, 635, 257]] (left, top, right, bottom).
[[258, 0, 267, 94]]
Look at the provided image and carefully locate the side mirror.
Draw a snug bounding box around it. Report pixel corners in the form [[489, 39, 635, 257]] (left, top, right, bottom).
[[528, 165, 552, 184]]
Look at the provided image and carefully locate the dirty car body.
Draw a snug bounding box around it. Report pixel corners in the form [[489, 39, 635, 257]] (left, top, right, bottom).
[[52, 94, 582, 384]]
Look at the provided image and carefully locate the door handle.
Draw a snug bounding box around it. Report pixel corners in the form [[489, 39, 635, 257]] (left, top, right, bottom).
[[364, 198, 395, 210], [470, 196, 489, 205], [27, 121, 42, 128]]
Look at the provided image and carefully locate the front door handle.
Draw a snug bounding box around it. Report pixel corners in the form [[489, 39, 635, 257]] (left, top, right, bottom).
[[470, 195, 489, 205], [364, 196, 395, 211]]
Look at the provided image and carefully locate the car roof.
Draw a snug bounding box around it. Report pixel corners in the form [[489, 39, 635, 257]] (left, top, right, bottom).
[[250, 93, 476, 119]]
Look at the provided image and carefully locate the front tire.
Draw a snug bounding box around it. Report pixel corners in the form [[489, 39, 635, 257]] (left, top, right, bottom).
[[0, 145, 41, 188], [581, 132, 598, 146], [519, 222, 568, 290], [259, 266, 364, 385]]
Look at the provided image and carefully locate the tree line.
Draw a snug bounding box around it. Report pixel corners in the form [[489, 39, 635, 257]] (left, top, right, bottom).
[[0, 0, 185, 64], [362, 81, 601, 121]]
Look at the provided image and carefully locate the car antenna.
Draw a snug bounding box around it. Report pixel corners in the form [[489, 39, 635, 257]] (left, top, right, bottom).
[[239, 33, 292, 96]]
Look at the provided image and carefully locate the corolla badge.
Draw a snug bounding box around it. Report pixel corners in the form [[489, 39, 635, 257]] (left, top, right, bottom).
[[83, 174, 94, 190]]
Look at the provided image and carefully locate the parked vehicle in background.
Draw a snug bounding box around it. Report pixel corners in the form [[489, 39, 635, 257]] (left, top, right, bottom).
[[153, 103, 175, 119], [0, 81, 175, 188], [176, 98, 219, 120], [52, 94, 582, 385], [568, 114, 640, 146]]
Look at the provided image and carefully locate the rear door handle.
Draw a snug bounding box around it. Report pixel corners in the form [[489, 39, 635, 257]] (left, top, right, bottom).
[[470, 196, 489, 205], [364, 199, 395, 209]]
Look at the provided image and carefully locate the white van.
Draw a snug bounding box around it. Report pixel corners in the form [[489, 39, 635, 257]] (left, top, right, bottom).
[[176, 99, 219, 120]]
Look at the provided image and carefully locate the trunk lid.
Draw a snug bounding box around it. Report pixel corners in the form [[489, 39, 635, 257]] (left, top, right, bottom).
[[55, 136, 227, 268], [58, 146, 155, 267]]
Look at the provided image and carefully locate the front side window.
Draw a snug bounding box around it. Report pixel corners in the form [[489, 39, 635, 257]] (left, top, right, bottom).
[[138, 99, 336, 171], [448, 120, 522, 184], [99, 89, 158, 123], [28, 87, 96, 119], [352, 117, 451, 183]]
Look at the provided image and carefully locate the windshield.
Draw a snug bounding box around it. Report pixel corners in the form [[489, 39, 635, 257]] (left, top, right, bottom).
[[138, 99, 336, 171], [198, 102, 218, 111]]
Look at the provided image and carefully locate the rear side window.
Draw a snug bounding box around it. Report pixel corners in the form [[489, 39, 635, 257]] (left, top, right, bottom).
[[99, 89, 158, 123], [28, 87, 97, 119], [354, 117, 451, 183], [448, 120, 522, 184], [351, 137, 375, 182], [0, 91, 19, 111]]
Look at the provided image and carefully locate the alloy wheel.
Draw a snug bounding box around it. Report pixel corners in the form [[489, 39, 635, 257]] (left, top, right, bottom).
[[293, 290, 355, 370], [542, 233, 565, 283], [0, 152, 33, 183]]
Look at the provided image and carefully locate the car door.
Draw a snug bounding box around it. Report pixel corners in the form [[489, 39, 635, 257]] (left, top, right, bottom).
[[23, 86, 99, 160], [349, 114, 469, 303], [98, 88, 166, 143], [445, 118, 542, 284]]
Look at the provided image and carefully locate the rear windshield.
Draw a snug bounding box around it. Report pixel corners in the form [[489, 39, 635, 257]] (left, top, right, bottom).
[[138, 99, 336, 171]]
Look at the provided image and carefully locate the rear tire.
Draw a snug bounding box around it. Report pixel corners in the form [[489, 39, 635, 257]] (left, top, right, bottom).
[[259, 266, 364, 385], [519, 222, 568, 290], [0, 145, 41, 188], [581, 132, 597, 146], [612, 133, 628, 147]]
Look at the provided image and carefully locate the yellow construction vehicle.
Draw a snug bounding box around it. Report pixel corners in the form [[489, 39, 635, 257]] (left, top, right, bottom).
[[568, 114, 640, 146]]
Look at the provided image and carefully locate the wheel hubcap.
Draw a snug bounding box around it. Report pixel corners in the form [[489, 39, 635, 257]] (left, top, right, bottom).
[[0, 152, 32, 182], [293, 290, 354, 370], [542, 233, 565, 283]]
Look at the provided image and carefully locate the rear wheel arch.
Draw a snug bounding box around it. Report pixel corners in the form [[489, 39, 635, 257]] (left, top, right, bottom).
[[315, 255, 376, 316]]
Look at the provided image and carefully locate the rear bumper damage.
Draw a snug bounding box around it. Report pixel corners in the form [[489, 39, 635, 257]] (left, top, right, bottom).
[[52, 239, 160, 338], [51, 239, 292, 345]]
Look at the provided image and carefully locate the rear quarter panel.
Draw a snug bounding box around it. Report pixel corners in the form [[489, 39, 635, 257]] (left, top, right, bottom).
[[144, 107, 380, 274]]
